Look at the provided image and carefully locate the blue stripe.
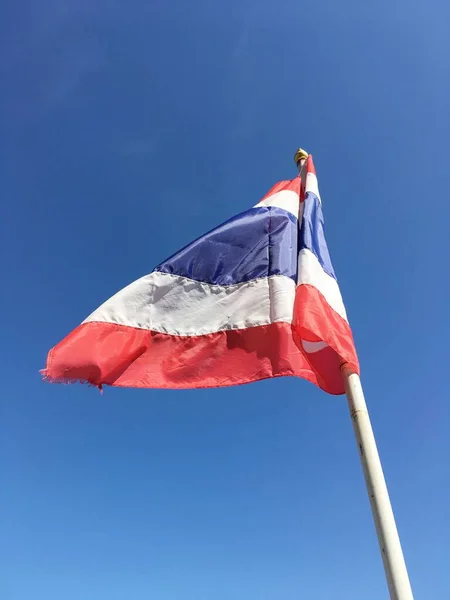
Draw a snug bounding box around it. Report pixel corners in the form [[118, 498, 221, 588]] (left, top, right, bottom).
[[299, 192, 336, 279], [155, 206, 298, 285]]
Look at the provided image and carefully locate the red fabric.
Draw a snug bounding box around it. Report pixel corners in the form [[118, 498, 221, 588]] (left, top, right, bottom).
[[306, 154, 316, 175], [256, 156, 314, 204], [260, 178, 301, 201], [293, 284, 359, 393], [43, 285, 358, 395]]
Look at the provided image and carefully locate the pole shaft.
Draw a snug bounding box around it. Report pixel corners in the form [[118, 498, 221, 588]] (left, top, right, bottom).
[[342, 365, 414, 599]]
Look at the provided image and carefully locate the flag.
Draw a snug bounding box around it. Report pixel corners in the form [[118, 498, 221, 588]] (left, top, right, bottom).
[[42, 155, 358, 394]]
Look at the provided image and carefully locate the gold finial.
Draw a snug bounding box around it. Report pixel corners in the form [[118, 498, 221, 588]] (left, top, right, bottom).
[[294, 148, 308, 167]]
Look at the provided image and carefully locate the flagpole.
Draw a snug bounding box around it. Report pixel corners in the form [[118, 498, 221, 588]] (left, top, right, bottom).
[[294, 149, 414, 600], [341, 365, 413, 599]]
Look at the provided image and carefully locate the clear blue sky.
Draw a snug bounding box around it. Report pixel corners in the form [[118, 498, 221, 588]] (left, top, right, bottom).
[[1, 1, 449, 598]]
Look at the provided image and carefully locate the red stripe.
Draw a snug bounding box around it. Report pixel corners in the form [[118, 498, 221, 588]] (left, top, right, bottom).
[[260, 178, 301, 201], [306, 155, 316, 175], [43, 321, 321, 391], [43, 284, 358, 395], [293, 284, 359, 391], [258, 161, 314, 204]]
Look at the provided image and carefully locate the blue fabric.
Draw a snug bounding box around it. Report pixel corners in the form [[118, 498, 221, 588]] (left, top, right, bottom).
[[155, 206, 298, 285], [300, 192, 336, 279]]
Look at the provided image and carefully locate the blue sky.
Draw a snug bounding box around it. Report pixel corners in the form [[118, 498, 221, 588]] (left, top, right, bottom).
[[1, 1, 450, 598]]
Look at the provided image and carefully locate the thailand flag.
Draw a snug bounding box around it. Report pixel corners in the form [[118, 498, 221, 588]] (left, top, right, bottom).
[[43, 155, 358, 394]]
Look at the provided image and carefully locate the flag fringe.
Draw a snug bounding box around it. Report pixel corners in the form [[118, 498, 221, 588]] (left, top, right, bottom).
[[40, 370, 103, 393]]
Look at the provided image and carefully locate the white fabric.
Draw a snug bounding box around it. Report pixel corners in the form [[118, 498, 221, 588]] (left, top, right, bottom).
[[85, 251, 347, 335], [254, 189, 300, 219], [301, 340, 328, 353], [297, 249, 347, 321], [84, 273, 296, 336]]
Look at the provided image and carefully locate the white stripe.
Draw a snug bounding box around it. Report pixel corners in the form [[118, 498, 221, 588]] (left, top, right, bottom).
[[84, 272, 296, 336], [254, 189, 300, 219], [305, 172, 321, 203], [297, 249, 347, 320], [301, 340, 328, 353]]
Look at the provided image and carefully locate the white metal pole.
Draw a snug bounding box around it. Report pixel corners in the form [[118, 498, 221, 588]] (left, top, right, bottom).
[[341, 364, 414, 600], [294, 148, 413, 598]]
